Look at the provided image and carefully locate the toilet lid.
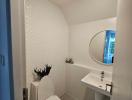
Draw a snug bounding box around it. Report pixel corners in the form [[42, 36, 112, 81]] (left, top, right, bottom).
[[46, 95, 61, 100]]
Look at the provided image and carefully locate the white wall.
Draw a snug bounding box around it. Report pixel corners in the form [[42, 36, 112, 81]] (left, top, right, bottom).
[[65, 18, 116, 100], [69, 18, 116, 72], [11, 0, 26, 100], [66, 64, 95, 100], [24, 1, 116, 99], [112, 0, 132, 100], [24, 0, 69, 97]]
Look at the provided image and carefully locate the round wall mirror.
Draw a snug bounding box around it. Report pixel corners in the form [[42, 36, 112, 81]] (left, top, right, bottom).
[[89, 30, 116, 65]]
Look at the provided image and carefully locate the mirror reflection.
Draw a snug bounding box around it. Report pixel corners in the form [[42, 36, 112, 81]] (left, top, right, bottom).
[[89, 30, 116, 65]]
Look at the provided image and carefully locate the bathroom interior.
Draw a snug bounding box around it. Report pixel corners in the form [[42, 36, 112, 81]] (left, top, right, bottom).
[[2, 0, 132, 100], [23, 0, 117, 100]]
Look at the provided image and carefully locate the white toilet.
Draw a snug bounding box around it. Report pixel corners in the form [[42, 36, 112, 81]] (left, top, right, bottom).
[[31, 76, 61, 100]]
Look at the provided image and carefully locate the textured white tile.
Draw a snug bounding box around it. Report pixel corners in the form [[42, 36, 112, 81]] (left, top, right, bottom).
[[24, 0, 69, 99]]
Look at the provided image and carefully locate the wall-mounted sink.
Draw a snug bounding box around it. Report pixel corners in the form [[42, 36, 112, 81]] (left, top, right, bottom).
[[81, 72, 112, 97]]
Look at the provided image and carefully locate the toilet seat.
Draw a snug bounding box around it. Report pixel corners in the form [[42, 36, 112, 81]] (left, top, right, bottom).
[[46, 95, 61, 100]]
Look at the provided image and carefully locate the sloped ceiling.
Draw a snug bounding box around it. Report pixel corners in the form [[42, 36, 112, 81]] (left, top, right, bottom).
[[50, 0, 117, 25], [50, 0, 76, 7]]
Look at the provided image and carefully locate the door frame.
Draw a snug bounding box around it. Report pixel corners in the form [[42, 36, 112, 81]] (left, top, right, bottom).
[[10, 0, 26, 100]]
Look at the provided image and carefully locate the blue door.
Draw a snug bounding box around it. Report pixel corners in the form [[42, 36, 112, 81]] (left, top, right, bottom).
[[0, 0, 14, 100]]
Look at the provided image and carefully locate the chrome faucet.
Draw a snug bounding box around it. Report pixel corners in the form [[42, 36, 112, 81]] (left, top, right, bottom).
[[101, 71, 104, 81]]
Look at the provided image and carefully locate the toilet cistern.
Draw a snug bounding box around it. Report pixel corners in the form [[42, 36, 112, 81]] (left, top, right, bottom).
[[30, 76, 61, 100]]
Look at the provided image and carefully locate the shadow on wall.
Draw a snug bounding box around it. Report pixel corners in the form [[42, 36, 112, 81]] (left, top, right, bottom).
[[66, 64, 93, 100], [69, 18, 116, 72], [25, 0, 69, 98], [66, 64, 111, 100]]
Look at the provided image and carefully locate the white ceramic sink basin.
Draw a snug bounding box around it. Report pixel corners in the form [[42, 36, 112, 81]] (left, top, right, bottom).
[[81, 72, 112, 97]]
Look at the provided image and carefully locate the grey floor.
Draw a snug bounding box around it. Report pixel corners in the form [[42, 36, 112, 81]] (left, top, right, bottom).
[[61, 94, 74, 100], [61, 93, 110, 100]]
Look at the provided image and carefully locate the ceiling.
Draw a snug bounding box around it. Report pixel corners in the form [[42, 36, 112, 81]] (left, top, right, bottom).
[[50, 0, 117, 25], [50, 0, 77, 7]]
